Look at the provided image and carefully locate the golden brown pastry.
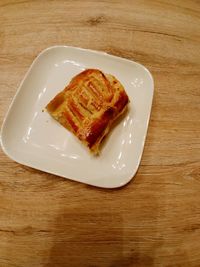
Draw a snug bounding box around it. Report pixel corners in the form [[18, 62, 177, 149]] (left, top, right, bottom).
[[46, 69, 129, 154]]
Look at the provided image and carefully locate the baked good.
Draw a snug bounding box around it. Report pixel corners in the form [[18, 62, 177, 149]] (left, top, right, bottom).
[[46, 69, 129, 154]]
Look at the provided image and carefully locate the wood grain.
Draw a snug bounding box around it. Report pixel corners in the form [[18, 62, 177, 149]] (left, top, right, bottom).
[[0, 0, 200, 266]]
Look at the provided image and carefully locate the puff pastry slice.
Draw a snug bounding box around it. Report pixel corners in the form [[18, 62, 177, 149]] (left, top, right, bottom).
[[46, 69, 129, 154]]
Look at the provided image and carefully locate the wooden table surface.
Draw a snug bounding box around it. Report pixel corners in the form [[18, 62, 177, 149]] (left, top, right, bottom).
[[0, 1, 200, 266]]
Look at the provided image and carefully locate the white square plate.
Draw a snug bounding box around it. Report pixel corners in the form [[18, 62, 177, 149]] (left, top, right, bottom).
[[1, 46, 154, 188]]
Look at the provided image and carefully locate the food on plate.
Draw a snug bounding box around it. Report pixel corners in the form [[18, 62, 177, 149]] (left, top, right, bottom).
[[46, 69, 129, 154]]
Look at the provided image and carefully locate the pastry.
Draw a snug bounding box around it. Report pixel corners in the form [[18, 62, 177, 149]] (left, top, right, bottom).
[[46, 69, 129, 154]]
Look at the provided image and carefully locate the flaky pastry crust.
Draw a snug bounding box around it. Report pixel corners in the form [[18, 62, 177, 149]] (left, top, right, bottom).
[[46, 69, 129, 154]]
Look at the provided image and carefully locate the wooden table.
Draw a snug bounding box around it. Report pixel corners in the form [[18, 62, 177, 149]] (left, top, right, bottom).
[[0, 1, 200, 266]]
